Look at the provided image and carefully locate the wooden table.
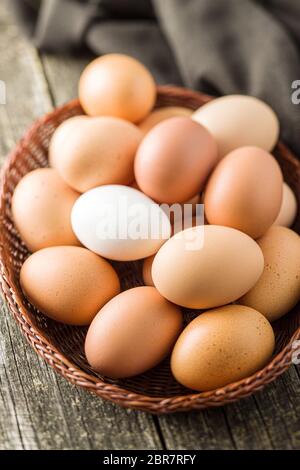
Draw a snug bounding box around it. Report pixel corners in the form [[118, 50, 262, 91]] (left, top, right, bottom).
[[0, 1, 299, 451]]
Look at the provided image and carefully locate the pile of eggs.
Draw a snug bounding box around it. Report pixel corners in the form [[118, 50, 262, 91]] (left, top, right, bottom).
[[12, 54, 300, 392]]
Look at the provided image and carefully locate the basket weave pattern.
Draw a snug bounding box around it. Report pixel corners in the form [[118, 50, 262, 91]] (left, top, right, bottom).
[[0, 86, 299, 413]]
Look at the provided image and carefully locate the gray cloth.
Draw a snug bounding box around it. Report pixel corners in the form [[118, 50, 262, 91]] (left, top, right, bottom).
[[10, 0, 300, 155]]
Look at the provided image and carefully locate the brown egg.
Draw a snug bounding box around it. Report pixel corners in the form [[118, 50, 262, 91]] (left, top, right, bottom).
[[130, 180, 140, 190], [158, 193, 201, 228], [171, 305, 275, 391], [171, 215, 199, 236], [204, 146, 283, 239], [273, 182, 297, 227], [176, 193, 200, 215], [142, 255, 155, 286], [170, 193, 202, 233], [139, 106, 193, 134], [192, 95, 279, 157], [20, 246, 120, 325], [152, 225, 264, 309], [239, 226, 300, 321], [85, 286, 182, 378], [49, 116, 142, 192], [134, 117, 218, 204], [12, 168, 80, 252], [79, 54, 156, 123]]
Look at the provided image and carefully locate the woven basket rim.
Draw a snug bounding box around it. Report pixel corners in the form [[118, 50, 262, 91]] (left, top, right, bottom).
[[0, 85, 299, 414]]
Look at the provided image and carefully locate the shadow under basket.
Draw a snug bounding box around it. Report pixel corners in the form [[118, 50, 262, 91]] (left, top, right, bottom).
[[0, 85, 299, 414]]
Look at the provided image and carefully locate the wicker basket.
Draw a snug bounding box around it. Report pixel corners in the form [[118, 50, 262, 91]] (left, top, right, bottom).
[[0, 85, 299, 413]]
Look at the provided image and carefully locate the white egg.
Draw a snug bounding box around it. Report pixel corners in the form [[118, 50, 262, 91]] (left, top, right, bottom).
[[71, 185, 171, 261]]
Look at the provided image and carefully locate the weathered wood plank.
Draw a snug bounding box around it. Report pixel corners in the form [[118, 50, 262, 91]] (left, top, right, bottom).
[[158, 367, 300, 450], [0, 298, 161, 450], [158, 407, 236, 450], [0, 1, 161, 450], [0, 3, 52, 140], [41, 52, 92, 106], [0, 5, 51, 166], [252, 366, 300, 449], [222, 367, 300, 450]]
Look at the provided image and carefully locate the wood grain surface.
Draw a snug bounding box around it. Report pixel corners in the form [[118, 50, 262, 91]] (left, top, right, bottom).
[[0, 1, 299, 450]]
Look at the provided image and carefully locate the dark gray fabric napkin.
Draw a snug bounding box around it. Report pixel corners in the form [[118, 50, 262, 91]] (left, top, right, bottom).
[[10, 0, 300, 155]]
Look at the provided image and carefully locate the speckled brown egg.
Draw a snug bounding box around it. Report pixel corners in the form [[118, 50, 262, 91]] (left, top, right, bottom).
[[79, 54, 156, 123], [85, 286, 182, 378], [239, 226, 300, 321], [20, 246, 120, 325], [204, 146, 283, 239], [171, 305, 275, 391], [49, 115, 142, 192], [134, 117, 218, 204], [12, 168, 80, 252]]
